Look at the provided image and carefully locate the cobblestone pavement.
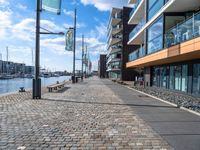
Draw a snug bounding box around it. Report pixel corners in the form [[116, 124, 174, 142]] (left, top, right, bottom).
[[0, 77, 173, 150]]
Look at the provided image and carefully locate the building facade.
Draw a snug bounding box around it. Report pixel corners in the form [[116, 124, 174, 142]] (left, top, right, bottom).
[[107, 7, 139, 81], [127, 0, 200, 96], [98, 54, 107, 78], [0, 60, 33, 75]]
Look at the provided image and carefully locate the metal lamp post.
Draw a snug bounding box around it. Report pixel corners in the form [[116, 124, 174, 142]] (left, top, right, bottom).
[[33, 0, 41, 99], [81, 34, 84, 80], [33, 0, 64, 99], [72, 9, 76, 83]]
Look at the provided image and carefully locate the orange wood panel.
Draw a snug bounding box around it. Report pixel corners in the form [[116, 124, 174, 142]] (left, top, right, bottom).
[[127, 37, 200, 68], [168, 45, 180, 57]]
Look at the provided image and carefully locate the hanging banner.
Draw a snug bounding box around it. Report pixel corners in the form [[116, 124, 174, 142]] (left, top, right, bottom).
[[42, 0, 62, 15], [65, 29, 74, 51]]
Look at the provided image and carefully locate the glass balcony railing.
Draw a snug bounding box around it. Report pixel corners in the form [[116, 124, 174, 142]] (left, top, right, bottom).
[[128, 46, 145, 61], [129, 18, 145, 41], [165, 11, 200, 48], [129, 0, 141, 19]]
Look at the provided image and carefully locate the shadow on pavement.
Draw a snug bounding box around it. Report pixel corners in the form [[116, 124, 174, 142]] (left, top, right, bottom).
[[40, 98, 176, 109]]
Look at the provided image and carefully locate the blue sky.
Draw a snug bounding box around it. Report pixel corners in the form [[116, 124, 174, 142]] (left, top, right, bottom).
[[0, 0, 128, 72]]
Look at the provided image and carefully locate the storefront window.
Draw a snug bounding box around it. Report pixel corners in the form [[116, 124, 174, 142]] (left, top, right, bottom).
[[147, 17, 164, 54], [160, 67, 167, 88], [174, 65, 182, 91], [152, 67, 160, 86], [169, 66, 174, 89], [181, 65, 188, 92], [192, 64, 200, 95], [151, 62, 200, 96]]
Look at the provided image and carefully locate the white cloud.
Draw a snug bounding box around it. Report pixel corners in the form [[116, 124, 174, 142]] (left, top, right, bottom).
[[80, 0, 128, 11], [0, 10, 12, 39], [63, 9, 74, 18], [17, 3, 27, 10], [71, 0, 79, 6], [63, 22, 86, 29], [0, 0, 9, 5], [10, 18, 64, 42], [11, 18, 35, 41], [40, 37, 72, 56]]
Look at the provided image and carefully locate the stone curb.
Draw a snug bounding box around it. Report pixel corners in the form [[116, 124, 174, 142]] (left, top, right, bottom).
[[120, 84, 200, 117]]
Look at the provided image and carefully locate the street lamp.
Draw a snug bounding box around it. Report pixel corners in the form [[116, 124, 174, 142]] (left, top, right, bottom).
[[65, 9, 76, 84], [33, 0, 64, 99]]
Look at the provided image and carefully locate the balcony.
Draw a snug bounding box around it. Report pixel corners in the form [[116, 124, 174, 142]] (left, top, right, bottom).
[[107, 34, 123, 48], [165, 11, 200, 48], [107, 45, 122, 56], [107, 57, 121, 65], [129, 19, 145, 41], [128, 0, 138, 4], [107, 25, 123, 40], [106, 65, 121, 72], [107, 52, 121, 65], [128, 46, 145, 61], [129, 0, 140, 19], [108, 8, 122, 29], [128, 0, 144, 25]]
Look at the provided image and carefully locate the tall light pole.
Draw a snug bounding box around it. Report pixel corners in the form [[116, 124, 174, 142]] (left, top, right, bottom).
[[85, 45, 87, 78], [72, 8, 76, 83], [81, 34, 84, 80], [33, 0, 64, 99], [33, 0, 41, 99]]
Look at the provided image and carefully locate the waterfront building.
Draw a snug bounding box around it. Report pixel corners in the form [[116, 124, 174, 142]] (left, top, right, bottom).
[[98, 54, 107, 78], [127, 0, 200, 96], [25, 66, 34, 74], [14, 63, 25, 74], [0, 60, 33, 75], [107, 7, 139, 81]]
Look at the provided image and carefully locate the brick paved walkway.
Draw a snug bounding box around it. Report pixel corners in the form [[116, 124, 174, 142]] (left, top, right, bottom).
[[0, 77, 173, 150]]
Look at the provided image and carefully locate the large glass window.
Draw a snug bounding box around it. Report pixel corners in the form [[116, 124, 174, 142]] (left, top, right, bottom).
[[192, 64, 200, 95], [151, 62, 200, 96], [160, 67, 167, 88], [147, 17, 164, 54], [152, 67, 160, 86], [169, 66, 174, 89], [174, 65, 182, 91], [148, 0, 164, 20], [181, 65, 188, 92]]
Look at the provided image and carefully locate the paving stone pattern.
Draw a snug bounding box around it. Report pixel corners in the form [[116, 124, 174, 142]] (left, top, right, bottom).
[[0, 77, 173, 150]]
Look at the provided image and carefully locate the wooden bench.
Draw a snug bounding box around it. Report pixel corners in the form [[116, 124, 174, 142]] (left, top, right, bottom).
[[47, 81, 67, 92]]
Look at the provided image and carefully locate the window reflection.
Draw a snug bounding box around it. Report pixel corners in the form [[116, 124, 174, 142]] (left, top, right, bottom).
[[152, 64, 188, 93], [193, 64, 200, 95], [147, 17, 163, 54], [148, 0, 165, 20]]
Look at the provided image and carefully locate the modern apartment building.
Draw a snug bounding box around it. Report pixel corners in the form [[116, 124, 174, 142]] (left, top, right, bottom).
[[127, 0, 200, 96], [107, 7, 139, 81]]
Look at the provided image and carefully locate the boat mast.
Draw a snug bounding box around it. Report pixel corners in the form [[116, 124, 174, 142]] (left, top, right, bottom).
[[32, 48, 34, 74], [6, 46, 8, 75]]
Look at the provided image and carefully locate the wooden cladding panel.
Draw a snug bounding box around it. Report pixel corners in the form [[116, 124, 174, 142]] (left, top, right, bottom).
[[168, 45, 180, 57], [126, 37, 200, 68]]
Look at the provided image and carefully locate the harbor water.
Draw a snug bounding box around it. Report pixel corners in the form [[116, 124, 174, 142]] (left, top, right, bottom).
[[0, 76, 71, 94]]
